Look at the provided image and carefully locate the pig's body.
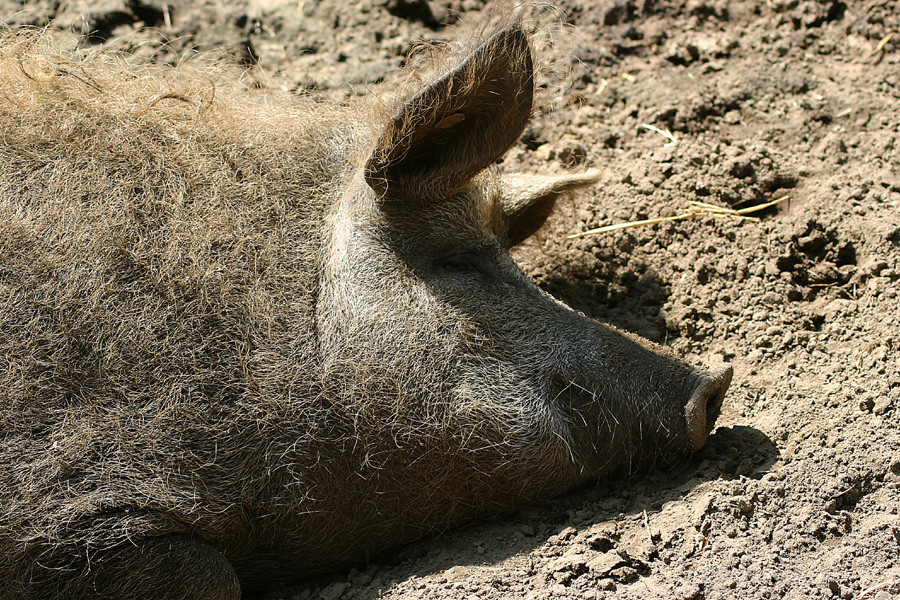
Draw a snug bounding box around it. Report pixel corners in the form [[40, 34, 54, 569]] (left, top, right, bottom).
[[0, 23, 731, 600]]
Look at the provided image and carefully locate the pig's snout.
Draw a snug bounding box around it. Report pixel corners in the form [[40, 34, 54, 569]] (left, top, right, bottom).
[[684, 365, 733, 451]]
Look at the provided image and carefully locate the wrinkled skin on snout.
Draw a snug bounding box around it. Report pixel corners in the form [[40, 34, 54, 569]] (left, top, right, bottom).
[[0, 24, 731, 600]]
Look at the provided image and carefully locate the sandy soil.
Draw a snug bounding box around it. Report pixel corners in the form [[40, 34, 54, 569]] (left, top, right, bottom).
[[3, 0, 898, 598]]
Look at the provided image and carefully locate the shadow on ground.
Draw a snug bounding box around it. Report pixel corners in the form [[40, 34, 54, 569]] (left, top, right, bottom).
[[269, 425, 778, 600]]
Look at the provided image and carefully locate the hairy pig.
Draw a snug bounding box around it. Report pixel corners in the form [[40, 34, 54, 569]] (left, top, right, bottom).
[[0, 19, 731, 600]]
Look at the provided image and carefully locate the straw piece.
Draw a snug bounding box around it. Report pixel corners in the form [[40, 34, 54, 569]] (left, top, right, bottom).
[[734, 195, 791, 215], [568, 212, 704, 238], [641, 123, 677, 145], [569, 196, 790, 239], [856, 577, 900, 600], [867, 32, 894, 60]]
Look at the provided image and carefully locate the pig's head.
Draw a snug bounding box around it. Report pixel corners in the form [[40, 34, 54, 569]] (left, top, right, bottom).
[[318, 26, 732, 493]]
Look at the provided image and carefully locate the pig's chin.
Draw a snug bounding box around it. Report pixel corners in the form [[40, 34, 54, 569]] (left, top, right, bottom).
[[546, 363, 733, 461], [545, 375, 684, 463]]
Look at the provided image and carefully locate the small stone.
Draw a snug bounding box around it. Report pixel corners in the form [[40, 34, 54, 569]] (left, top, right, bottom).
[[319, 582, 350, 600], [575, 508, 593, 522], [587, 552, 626, 577], [550, 526, 577, 543], [599, 579, 617, 591], [585, 532, 615, 552], [863, 259, 889, 276], [874, 395, 893, 415], [676, 582, 702, 599], [610, 566, 638, 582], [545, 551, 587, 580], [754, 336, 772, 348]]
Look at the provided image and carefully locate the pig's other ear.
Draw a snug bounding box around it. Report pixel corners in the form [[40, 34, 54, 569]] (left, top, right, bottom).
[[501, 170, 602, 246], [365, 27, 533, 203]]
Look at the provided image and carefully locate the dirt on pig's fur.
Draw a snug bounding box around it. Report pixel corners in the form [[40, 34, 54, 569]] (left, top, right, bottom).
[[3, 0, 899, 599]]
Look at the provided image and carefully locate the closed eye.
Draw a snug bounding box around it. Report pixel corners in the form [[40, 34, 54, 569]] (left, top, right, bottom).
[[436, 250, 494, 278]]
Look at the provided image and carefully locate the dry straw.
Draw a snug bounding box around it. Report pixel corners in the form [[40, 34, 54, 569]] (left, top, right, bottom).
[[856, 577, 900, 600], [568, 195, 791, 239], [867, 32, 894, 61]]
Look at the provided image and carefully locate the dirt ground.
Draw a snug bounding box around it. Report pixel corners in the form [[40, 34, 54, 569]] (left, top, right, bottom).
[[3, 0, 899, 598]]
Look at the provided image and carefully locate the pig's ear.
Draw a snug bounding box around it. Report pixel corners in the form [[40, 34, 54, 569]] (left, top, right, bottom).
[[365, 27, 533, 202], [501, 170, 602, 246]]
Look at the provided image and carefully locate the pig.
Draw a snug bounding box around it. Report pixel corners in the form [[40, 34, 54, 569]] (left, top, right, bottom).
[[0, 17, 732, 600]]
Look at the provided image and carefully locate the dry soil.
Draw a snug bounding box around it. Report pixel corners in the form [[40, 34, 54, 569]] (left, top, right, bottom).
[[3, 0, 898, 599]]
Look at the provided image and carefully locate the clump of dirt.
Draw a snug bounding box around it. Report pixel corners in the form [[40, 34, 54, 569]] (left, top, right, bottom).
[[3, 0, 898, 599]]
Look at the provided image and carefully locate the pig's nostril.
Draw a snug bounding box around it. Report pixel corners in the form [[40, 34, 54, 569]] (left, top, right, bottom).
[[684, 365, 733, 451]]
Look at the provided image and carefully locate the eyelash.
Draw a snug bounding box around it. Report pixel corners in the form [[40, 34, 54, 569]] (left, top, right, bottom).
[[437, 251, 492, 277], [440, 254, 482, 274]]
